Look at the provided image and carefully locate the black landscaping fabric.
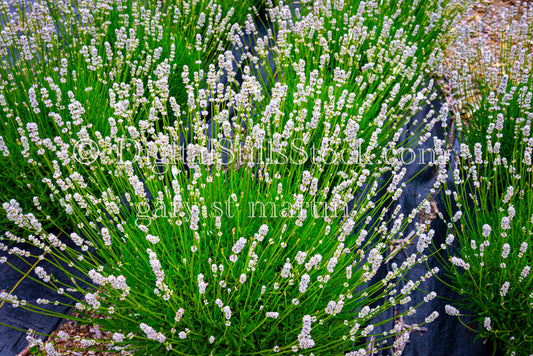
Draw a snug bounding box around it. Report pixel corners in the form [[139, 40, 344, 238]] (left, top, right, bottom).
[[0, 240, 86, 356], [0, 2, 497, 356], [364, 97, 495, 355]]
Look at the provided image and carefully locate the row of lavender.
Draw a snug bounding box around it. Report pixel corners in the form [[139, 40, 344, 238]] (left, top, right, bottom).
[[0, 0, 530, 355]]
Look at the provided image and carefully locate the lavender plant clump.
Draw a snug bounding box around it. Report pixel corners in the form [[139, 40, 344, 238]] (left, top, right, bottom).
[[439, 2, 533, 354], [1, 0, 530, 355]]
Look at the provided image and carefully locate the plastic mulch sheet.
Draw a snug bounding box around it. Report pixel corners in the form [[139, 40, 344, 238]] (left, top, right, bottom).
[[0, 236, 86, 356]]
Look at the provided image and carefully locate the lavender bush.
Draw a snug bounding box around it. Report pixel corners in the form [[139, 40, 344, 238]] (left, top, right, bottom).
[[440, 2, 533, 354], [0, 0, 261, 228], [0, 0, 470, 354]]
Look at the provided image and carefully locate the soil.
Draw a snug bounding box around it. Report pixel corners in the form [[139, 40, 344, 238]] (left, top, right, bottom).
[[18, 313, 116, 356]]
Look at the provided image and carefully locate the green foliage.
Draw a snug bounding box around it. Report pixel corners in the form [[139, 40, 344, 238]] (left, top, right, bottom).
[[441, 3, 533, 354], [0, 0, 260, 229]]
